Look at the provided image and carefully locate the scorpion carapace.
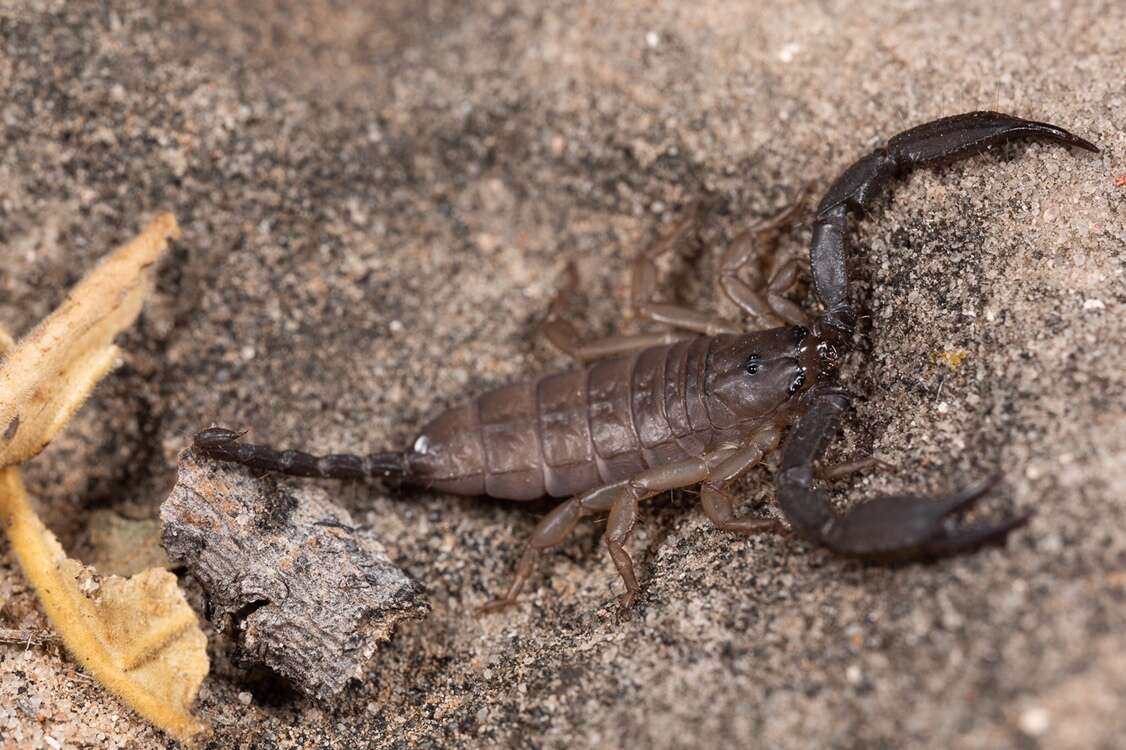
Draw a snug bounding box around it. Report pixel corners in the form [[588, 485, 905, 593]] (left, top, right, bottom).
[[195, 111, 1097, 611]]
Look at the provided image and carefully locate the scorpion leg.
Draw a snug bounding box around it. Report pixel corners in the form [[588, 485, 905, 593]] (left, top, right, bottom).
[[483, 445, 748, 611], [633, 303, 743, 336], [700, 427, 789, 535], [543, 264, 692, 363], [776, 388, 1029, 562], [637, 193, 817, 333], [478, 481, 630, 611], [628, 204, 700, 313], [602, 446, 754, 609], [628, 203, 749, 336], [717, 195, 810, 327], [543, 321, 692, 362], [542, 204, 731, 361], [545, 197, 806, 356]]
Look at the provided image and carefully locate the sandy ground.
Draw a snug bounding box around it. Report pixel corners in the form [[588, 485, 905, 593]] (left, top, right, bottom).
[[1, 1, 1123, 748]]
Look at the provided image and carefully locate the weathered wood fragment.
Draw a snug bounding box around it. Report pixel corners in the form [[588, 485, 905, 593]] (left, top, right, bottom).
[[161, 450, 428, 699]]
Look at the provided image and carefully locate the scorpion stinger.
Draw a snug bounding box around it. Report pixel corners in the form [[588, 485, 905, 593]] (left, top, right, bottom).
[[776, 111, 1097, 561]]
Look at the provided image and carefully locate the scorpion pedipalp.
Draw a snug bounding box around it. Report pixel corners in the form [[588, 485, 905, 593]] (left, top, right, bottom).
[[780, 397, 1028, 561], [807, 111, 1098, 339], [775, 111, 1094, 563], [823, 473, 1032, 562]]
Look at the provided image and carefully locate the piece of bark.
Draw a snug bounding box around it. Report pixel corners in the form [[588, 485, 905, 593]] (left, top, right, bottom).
[[160, 450, 428, 699]]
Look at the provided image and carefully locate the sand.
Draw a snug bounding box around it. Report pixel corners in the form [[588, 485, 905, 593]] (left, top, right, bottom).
[[1, 1, 1123, 748]]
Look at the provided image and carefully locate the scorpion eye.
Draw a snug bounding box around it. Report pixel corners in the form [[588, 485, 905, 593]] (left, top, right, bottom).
[[792, 326, 810, 344], [787, 369, 806, 395], [744, 353, 762, 375]]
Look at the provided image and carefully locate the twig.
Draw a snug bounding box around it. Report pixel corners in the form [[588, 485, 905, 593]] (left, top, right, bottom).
[[0, 627, 58, 647]]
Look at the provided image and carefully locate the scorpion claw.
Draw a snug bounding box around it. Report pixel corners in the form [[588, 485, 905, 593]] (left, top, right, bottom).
[[821, 472, 1028, 562], [780, 394, 1030, 564], [917, 511, 1033, 560]]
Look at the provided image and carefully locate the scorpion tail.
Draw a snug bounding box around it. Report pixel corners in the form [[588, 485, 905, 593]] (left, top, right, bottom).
[[192, 426, 413, 482]]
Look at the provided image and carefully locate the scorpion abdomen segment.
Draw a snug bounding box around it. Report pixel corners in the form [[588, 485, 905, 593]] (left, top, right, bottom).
[[587, 353, 647, 483], [683, 336, 716, 440], [478, 382, 546, 499], [409, 403, 486, 496], [631, 345, 683, 468], [538, 369, 601, 497], [662, 338, 711, 457]]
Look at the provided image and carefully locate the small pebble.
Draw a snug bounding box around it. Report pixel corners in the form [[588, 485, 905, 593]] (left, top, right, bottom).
[[779, 42, 801, 62], [1019, 706, 1050, 736], [238, 692, 253, 706]]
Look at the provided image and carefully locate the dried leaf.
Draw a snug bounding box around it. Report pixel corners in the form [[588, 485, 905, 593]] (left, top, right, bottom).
[[0, 468, 209, 744], [87, 510, 171, 577], [0, 216, 211, 744], [0, 213, 180, 468]]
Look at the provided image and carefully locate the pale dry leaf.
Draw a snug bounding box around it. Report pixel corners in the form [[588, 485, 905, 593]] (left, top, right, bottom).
[[0, 468, 209, 744], [87, 509, 171, 577], [0, 213, 180, 468], [0, 216, 211, 744]]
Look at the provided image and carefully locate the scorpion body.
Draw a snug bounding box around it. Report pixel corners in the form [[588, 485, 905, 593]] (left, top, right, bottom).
[[411, 327, 815, 501], [196, 111, 1097, 610]]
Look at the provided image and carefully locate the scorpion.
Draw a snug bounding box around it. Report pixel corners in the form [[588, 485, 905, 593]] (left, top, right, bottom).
[[195, 111, 1097, 611]]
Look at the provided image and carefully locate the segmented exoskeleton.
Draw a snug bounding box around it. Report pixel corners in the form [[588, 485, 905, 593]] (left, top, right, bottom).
[[196, 112, 1097, 611]]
